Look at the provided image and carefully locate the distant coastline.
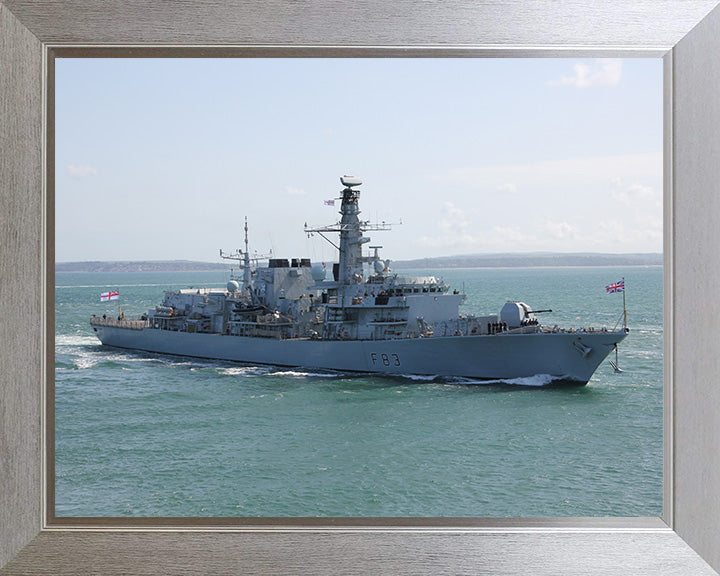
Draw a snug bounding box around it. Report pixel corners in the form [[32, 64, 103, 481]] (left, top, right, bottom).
[[55, 260, 232, 273], [393, 252, 662, 269], [56, 253, 662, 273]]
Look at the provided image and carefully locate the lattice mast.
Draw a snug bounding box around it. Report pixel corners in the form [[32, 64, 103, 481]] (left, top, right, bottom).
[[220, 217, 271, 292], [304, 176, 392, 285]]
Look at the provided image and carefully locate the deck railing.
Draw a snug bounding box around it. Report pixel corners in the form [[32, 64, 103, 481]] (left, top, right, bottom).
[[90, 316, 149, 330]]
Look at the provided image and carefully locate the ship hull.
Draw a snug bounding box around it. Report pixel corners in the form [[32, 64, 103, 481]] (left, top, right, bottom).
[[91, 323, 627, 385]]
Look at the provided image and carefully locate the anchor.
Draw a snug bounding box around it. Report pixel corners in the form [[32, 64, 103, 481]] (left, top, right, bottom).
[[609, 343, 623, 373]]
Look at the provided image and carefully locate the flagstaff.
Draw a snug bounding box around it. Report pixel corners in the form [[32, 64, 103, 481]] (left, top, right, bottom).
[[605, 278, 626, 328], [604, 278, 627, 373], [622, 276, 627, 329]]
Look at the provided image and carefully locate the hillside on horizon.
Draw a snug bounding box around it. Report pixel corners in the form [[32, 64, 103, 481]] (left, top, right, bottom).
[[56, 252, 662, 273], [392, 252, 662, 269]]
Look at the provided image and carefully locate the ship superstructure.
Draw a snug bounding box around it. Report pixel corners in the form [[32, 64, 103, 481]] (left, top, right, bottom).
[[90, 176, 628, 384]]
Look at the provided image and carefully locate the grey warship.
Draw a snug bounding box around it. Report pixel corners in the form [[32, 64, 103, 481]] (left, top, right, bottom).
[[90, 176, 628, 385]]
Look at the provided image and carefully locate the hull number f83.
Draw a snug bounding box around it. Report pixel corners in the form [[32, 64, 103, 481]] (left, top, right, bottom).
[[370, 352, 401, 367]]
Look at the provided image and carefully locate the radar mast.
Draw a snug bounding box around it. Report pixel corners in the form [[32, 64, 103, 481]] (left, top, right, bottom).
[[304, 176, 393, 284], [220, 217, 272, 294]]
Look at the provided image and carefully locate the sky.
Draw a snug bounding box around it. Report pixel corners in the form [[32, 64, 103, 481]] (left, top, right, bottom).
[[55, 58, 663, 263]]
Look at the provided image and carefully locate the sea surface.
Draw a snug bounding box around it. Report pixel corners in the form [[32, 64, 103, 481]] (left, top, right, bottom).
[[55, 266, 663, 517]]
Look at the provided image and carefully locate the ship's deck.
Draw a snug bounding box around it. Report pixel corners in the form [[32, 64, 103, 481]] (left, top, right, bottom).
[[90, 316, 149, 330]]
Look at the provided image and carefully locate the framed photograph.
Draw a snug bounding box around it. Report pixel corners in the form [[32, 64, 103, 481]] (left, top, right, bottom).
[[2, 1, 720, 574], [51, 56, 663, 521]]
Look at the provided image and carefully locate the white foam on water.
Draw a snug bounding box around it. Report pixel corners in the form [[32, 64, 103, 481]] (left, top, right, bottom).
[[55, 334, 100, 346], [72, 355, 98, 370], [500, 374, 559, 387], [270, 370, 340, 378], [217, 366, 273, 377], [449, 373, 561, 387], [63, 347, 161, 370], [397, 373, 438, 382]]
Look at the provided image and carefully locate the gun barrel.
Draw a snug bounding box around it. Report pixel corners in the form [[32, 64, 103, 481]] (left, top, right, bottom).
[[528, 309, 553, 314]]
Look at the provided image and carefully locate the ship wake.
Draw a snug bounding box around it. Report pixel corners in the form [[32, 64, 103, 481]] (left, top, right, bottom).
[[447, 373, 566, 387]]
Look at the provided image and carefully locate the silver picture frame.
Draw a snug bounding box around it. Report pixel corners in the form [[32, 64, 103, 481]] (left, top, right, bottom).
[[2, 1, 720, 574]]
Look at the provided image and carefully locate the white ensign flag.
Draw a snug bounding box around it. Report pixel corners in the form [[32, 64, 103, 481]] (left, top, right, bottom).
[[100, 290, 119, 302]]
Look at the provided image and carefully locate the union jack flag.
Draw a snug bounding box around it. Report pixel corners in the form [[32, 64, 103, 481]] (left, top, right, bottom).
[[605, 280, 625, 294], [324, 199, 335, 206], [100, 290, 119, 302]]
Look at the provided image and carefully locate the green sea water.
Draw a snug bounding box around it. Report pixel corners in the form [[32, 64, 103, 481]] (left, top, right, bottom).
[[55, 266, 662, 517]]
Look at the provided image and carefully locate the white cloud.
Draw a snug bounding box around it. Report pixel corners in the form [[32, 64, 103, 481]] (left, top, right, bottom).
[[596, 217, 662, 249], [437, 203, 470, 237], [418, 153, 663, 255], [486, 226, 531, 247], [610, 180, 658, 206], [541, 221, 578, 241], [497, 183, 517, 194], [418, 202, 478, 249], [440, 201, 465, 224], [608, 180, 662, 245], [440, 152, 661, 190], [285, 186, 306, 196], [418, 206, 661, 254], [548, 59, 623, 88], [67, 164, 97, 178], [418, 203, 534, 252]]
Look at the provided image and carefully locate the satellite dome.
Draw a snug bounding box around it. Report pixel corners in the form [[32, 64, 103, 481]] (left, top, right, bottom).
[[227, 280, 240, 292], [311, 264, 327, 282]]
